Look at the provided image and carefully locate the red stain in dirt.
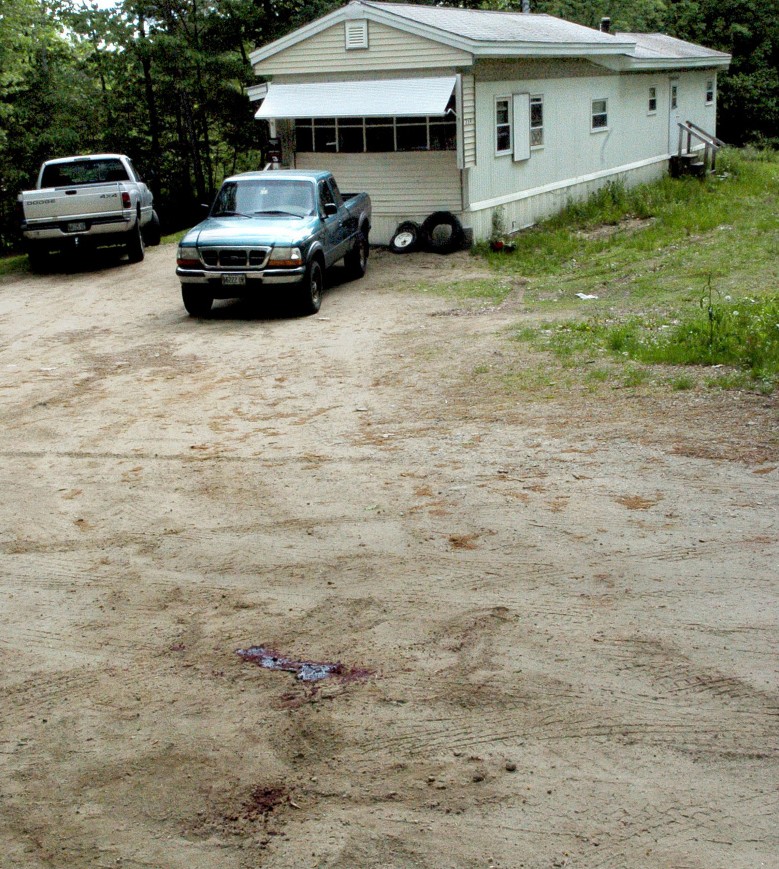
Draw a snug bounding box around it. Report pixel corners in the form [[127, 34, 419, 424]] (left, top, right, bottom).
[[448, 534, 479, 550], [237, 786, 287, 822], [237, 646, 373, 686]]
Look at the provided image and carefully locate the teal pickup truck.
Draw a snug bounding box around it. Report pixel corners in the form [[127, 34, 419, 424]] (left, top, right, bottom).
[[176, 170, 371, 316]]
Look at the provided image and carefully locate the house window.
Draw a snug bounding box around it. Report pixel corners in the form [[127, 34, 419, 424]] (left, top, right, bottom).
[[344, 20, 368, 50], [671, 84, 678, 110], [295, 107, 457, 154], [495, 97, 512, 154], [648, 87, 657, 114], [591, 98, 608, 131], [706, 79, 715, 104], [530, 96, 544, 147]]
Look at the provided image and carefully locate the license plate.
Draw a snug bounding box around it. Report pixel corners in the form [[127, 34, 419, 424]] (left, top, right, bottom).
[[222, 273, 246, 286], [66, 221, 86, 233]]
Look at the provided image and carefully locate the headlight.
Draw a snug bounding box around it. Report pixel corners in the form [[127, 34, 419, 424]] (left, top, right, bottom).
[[267, 246, 302, 268], [176, 246, 200, 268]]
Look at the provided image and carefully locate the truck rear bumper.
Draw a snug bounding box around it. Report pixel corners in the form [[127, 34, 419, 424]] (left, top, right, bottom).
[[23, 217, 132, 244], [176, 267, 305, 287]]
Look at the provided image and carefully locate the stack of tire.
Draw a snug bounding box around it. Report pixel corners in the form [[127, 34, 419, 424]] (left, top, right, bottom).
[[389, 211, 465, 255]]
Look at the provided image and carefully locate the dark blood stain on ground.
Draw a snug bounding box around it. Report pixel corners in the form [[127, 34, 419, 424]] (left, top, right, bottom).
[[236, 646, 372, 684], [236, 786, 287, 822]]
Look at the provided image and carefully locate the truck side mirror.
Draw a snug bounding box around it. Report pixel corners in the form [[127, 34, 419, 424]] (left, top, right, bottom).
[[324, 202, 338, 217]]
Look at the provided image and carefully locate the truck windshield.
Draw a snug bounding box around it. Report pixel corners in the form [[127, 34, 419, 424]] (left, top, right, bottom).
[[212, 179, 315, 219], [41, 159, 129, 187]]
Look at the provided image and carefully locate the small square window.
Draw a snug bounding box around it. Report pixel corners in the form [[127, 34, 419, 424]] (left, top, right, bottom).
[[530, 95, 544, 147], [496, 97, 512, 154], [706, 80, 714, 104], [648, 87, 657, 113], [591, 98, 608, 131]]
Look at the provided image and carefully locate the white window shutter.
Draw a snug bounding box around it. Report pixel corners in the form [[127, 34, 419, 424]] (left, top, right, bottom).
[[345, 20, 368, 50], [513, 93, 531, 162]]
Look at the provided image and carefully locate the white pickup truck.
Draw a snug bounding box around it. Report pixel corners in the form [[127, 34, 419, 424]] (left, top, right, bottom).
[[17, 153, 160, 270]]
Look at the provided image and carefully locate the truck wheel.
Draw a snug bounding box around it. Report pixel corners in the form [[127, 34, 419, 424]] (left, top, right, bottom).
[[389, 221, 420, 254], [27, 245, 49, 273], [126, 221, 145, 263], [420, 212, 465, 254], [344, 231, 369, 279], [144, 210, 161, 247], [298, 259, 323, 316], [182, 287, 213, 317]]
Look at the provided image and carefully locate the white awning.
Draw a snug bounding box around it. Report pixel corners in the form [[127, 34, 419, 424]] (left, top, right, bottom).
[[255, 76, 457, 120]]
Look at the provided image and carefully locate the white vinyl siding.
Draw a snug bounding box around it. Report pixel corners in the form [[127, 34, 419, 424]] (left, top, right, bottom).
[[469, 74, 674, 218], [460, 74, 476, 168], [295, 150, 461, 214], [253, 20, 471, 75], [512, 93, 530, 162]]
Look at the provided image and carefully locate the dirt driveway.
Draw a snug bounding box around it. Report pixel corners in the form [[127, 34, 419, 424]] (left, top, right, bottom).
[[1, 245, 776, 869]]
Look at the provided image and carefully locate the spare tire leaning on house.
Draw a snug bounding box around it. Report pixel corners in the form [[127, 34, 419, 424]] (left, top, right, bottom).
[[389, 220, 421, 254], [420, 211, 465, 255]]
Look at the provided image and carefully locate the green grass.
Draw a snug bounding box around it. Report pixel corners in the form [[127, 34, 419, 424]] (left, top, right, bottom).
[[519, 295, 779, 387], [473, 148, 779, 392], [479, 148, 778, 312], [0, 253, 27, 276], [161, 229, 189, 245]]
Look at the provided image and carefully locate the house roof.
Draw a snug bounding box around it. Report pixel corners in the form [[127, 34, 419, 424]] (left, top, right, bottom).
[[250, 0, 730, 70], [360, 2, 629, 48], [622, 32, 729, 60]]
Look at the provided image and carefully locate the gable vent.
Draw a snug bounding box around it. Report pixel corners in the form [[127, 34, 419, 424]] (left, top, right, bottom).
[[344, 20, 368, 50]]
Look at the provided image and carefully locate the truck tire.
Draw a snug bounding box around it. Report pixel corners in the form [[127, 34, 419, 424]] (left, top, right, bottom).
[[182, 287, 213, 317], [126, 221, 145, 263], [27, 244, 49, 273], [389, 221, 420, 254], [420, 212, 465, 254], [344, 231, 369, 279], [298, 259, 323, 316], [144, 210, 162, 247]]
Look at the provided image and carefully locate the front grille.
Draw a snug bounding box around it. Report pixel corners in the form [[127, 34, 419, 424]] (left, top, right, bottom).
[[200, 247, 270, 269]]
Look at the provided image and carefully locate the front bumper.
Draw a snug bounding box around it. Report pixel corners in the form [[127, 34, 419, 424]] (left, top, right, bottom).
[[176, 267, 305, 287]]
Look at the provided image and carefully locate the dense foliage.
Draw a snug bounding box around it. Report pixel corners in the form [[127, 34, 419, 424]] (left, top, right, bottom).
[[0, 0, 776, 251]]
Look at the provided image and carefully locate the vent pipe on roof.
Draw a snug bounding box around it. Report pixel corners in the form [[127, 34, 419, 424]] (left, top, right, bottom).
[[600, 17, 611, 32], [522, 0, 530, 12]]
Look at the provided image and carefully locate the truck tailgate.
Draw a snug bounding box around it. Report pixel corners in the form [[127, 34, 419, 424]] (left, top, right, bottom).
[[21, 184, 125, 224]]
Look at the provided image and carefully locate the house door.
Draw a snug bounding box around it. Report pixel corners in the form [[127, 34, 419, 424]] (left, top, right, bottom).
[[668, 78, 681, 154]]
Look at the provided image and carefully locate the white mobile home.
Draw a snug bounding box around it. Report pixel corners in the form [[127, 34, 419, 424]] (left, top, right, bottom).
[[250, 1, 730, 245]]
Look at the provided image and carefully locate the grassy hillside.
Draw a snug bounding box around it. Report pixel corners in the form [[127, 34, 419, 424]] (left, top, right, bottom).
[[459, 149, 779, 393]]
